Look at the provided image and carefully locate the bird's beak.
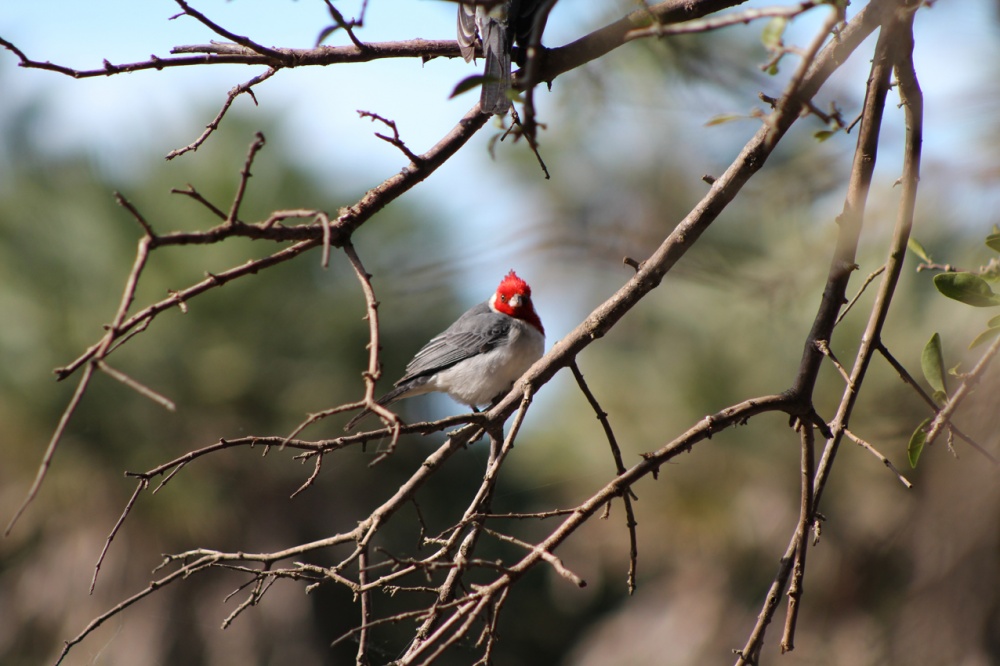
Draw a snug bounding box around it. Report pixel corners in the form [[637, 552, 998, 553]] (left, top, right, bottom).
[[509, 294, 525, 309]]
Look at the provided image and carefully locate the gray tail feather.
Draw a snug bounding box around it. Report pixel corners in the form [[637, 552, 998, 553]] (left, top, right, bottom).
[[479, 20, 511, 115], [457, 4, 478, 62], [344, 379, 426, 431]]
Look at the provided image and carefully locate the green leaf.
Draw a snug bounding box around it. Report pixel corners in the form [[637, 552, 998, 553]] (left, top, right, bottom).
[[907, 417, 931, 468], [761, 17, 787, 50], [813, 130, 835, 142], [907, 237, 932, 264], [933, 272, 1000, 307], [988, 313, 1000, 327], [986, 233, 1000, 254], [449, 75, 487, 99], [315, 25, 337, 47], [969, 324, 1000, 350], [766, 62, 780, 76], [705, 114, 744, 127], [921, 332, 947, 397]]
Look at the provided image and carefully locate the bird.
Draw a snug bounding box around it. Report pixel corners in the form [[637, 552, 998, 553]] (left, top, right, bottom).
[[457, 1, 544, 115], [345, 270, 545, 430]]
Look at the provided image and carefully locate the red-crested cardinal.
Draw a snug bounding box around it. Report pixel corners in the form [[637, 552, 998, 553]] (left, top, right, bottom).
[[458, 1, 545, 115], [346, 270, 544, 430]]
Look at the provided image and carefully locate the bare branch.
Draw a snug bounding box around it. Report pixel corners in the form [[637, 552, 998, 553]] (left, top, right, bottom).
[[626, 1, 821, 41], [835, 265, 886, 326], [226, 132, 267, 224], [172, 0, 290, 62], [55, 105, 490, 382], [737, 4, 911, 659], [481, 527, 586, 588], [356, 548, 372, 665], [813, 0, 923, 508], [320, 0, 368, 50], [570, 360, 639, 594], [167, 69, 277, 160], [5, 363, 95, 534], [91, 480, 147, 593], [358, 110, 422, 164], [780, 421, 814, 653]]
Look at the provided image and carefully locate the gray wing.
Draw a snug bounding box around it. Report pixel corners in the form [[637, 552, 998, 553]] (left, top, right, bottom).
[[396, 303, 511, 384]]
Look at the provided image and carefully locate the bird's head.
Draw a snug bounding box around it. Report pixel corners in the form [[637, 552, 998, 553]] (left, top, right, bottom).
[[490, 270, 544, 336]]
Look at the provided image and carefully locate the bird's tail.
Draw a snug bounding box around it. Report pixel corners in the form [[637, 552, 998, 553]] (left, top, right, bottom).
[[457, 4, 478, 63], [343, 379, 428, 431], [478, 17, 511, 115]]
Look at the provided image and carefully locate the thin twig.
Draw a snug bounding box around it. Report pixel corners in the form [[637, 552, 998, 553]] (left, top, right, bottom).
[[321, 0, 368, 50], [167, 69, 277, 160], [876, 342, 996, 464], [90, 480, 146, 593], [357, 547, 372, 665], [814, 340, 852, 386], [290, 453, 323, 499], [481, 527, 585, 587], [626, 1, 820, 41], [780, 421, 814, 653], [358, 110, 422, 163], [114, 191, 157, 237], [97, 361, 177, 411], [569, 360, 639, 594], [172, 0, 290, 61], [341, 241, 405, 457], [843, 429, 912, 489], [226, 132, 267, 225], [835, 265, 886, 326], [8, 229, 155, 534], [5, 364, 96, 535]]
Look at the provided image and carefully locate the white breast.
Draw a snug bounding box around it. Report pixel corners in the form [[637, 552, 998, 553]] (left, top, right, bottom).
[[428, 320, 544, 407]]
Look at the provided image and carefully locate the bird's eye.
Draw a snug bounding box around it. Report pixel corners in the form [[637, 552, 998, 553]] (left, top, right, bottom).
[[500, 295, 507, 303]]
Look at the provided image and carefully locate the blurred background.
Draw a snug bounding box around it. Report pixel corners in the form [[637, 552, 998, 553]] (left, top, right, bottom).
[[1, 1, 999, 664]]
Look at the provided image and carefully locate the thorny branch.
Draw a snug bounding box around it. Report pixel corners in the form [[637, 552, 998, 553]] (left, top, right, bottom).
[[11, 104, 490, 533], [737, 1, 920, 662]]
